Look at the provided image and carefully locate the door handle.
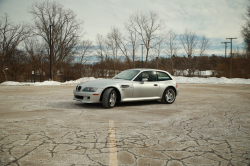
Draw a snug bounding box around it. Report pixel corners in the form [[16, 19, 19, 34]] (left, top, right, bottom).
[[154, 84, 158, 86]]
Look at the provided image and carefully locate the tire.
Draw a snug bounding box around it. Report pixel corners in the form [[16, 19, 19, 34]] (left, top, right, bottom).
[[162, 87, 176, 104], [102, 88, 117, 108]]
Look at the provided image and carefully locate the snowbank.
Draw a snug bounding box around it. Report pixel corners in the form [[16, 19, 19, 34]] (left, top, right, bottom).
[[1, 77, 250, 86], [35, 81, 61, 86], [61, 77, 97, 85], [174, 76, 250, 84], [0, 81, 62, 86], [1, 77, 98, 86], [1, 81, 31, 86]]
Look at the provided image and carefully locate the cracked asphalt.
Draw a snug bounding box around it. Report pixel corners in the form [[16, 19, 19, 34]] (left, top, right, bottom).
[[0, 84, 249, 166]]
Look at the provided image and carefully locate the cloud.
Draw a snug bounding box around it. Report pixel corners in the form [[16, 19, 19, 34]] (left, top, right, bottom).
[[0, 0, 248, 55]]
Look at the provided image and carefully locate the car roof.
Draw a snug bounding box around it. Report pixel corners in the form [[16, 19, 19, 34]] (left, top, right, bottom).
[[128, 68, 168, 73]]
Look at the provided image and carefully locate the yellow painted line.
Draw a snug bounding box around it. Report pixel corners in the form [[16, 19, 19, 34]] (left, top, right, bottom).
[[109, 120, 118, 166]]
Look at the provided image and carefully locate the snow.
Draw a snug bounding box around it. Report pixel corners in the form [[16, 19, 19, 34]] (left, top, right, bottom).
[[0, 81, 62, 86], [174, 76, 250, 84], [1, 81, 30, 86], [0, 77, 101, 86], [34, 81, 62, 86], [61, 77, 97, 85], [1, 77, 250, 86]]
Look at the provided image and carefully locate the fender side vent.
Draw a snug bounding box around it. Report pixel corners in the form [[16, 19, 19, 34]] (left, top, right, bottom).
[[121, 85, 129, 88]]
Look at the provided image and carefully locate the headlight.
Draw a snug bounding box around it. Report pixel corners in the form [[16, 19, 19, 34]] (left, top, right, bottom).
[[82, 87, 98, 92]]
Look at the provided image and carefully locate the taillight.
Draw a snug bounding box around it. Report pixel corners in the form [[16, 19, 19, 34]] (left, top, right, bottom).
[[176, 83, 178, 88]]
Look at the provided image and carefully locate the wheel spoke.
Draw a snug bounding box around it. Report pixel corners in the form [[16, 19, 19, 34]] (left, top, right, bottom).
[[165, 89, 175, 102], [167, 95, 171, 101], [109, 91, 116, 107], [166, 94, 169, 101]]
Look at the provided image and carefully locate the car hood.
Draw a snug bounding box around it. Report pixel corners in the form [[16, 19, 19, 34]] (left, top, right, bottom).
[[78, 79, 132, 88]]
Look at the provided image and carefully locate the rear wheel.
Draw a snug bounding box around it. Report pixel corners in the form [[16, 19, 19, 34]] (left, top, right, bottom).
[[102, 88, 117, 108], [162, 87, 176, 104]]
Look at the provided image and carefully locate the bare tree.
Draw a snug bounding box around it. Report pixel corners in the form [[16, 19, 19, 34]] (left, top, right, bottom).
[[28, 1, 83, 80], [24, 38, 48, 76], [241, 3, 250, 53], [107, 27, 120, 76], [164, 29, 179, 75], [112, 28, 131, 68], [75, 39, 93, 77], [0, 14, 31, 81], [6, 49, 28, 81], [107, 26, 139, 69], [77, 40, 93, 64], [179, 29, 211, 76], [95, 34, 107, 78], [125, 11, 165, 68], [125, 26, 140, 68], [152, 36, 165, 69]]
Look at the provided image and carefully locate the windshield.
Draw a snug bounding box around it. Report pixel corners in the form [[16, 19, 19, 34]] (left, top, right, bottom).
[[113, 70, 140, 80]]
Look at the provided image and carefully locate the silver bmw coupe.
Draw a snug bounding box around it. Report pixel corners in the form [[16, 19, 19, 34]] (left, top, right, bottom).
[[73, 69, 179, 108]]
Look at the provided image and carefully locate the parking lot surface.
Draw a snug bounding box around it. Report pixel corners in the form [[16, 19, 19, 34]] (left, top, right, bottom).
[[0, 84, 249, 166]]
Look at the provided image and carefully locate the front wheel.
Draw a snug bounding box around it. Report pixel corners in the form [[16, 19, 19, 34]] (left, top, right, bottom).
[[162, 87, 176, 104], [102, 88, 117, 108]]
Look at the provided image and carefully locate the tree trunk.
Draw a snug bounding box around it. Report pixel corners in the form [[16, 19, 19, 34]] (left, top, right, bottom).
[[2, 70, 7, 81]]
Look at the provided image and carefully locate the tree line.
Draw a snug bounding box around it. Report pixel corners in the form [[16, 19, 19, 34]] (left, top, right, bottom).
[[1, 1, 249, 83]]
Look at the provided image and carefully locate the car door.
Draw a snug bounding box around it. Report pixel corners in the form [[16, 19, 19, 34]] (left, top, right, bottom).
[[132, 71, 159, 97]]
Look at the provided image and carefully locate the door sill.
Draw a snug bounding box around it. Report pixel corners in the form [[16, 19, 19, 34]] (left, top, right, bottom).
[[121, 97, 161, 102]]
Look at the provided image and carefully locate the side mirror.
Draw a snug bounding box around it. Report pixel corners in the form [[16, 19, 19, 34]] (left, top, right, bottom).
[[142, 78, 148, 84]]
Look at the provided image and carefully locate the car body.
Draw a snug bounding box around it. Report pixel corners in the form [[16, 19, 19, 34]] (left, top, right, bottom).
[[73, 68, 179, 108]]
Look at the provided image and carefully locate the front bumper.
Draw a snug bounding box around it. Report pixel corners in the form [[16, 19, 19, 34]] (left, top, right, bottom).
[[73, 88, 103, 103]]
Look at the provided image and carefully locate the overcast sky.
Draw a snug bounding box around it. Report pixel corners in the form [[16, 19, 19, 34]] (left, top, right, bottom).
[[0, 0, 248, 56]]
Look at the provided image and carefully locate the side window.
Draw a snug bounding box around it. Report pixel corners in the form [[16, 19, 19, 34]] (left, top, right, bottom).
[[157, 72, 172, 81], [142, 72, 149, 79], [146, 71, 157, 81], [133, 71, 157, 82]]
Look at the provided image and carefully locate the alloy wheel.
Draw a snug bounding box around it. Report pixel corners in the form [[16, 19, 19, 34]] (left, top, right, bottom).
[[165, 89, 175, 103]]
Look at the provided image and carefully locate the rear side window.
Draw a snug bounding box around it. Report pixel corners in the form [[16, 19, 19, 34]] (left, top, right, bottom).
[[157, 72, 172, 81]]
